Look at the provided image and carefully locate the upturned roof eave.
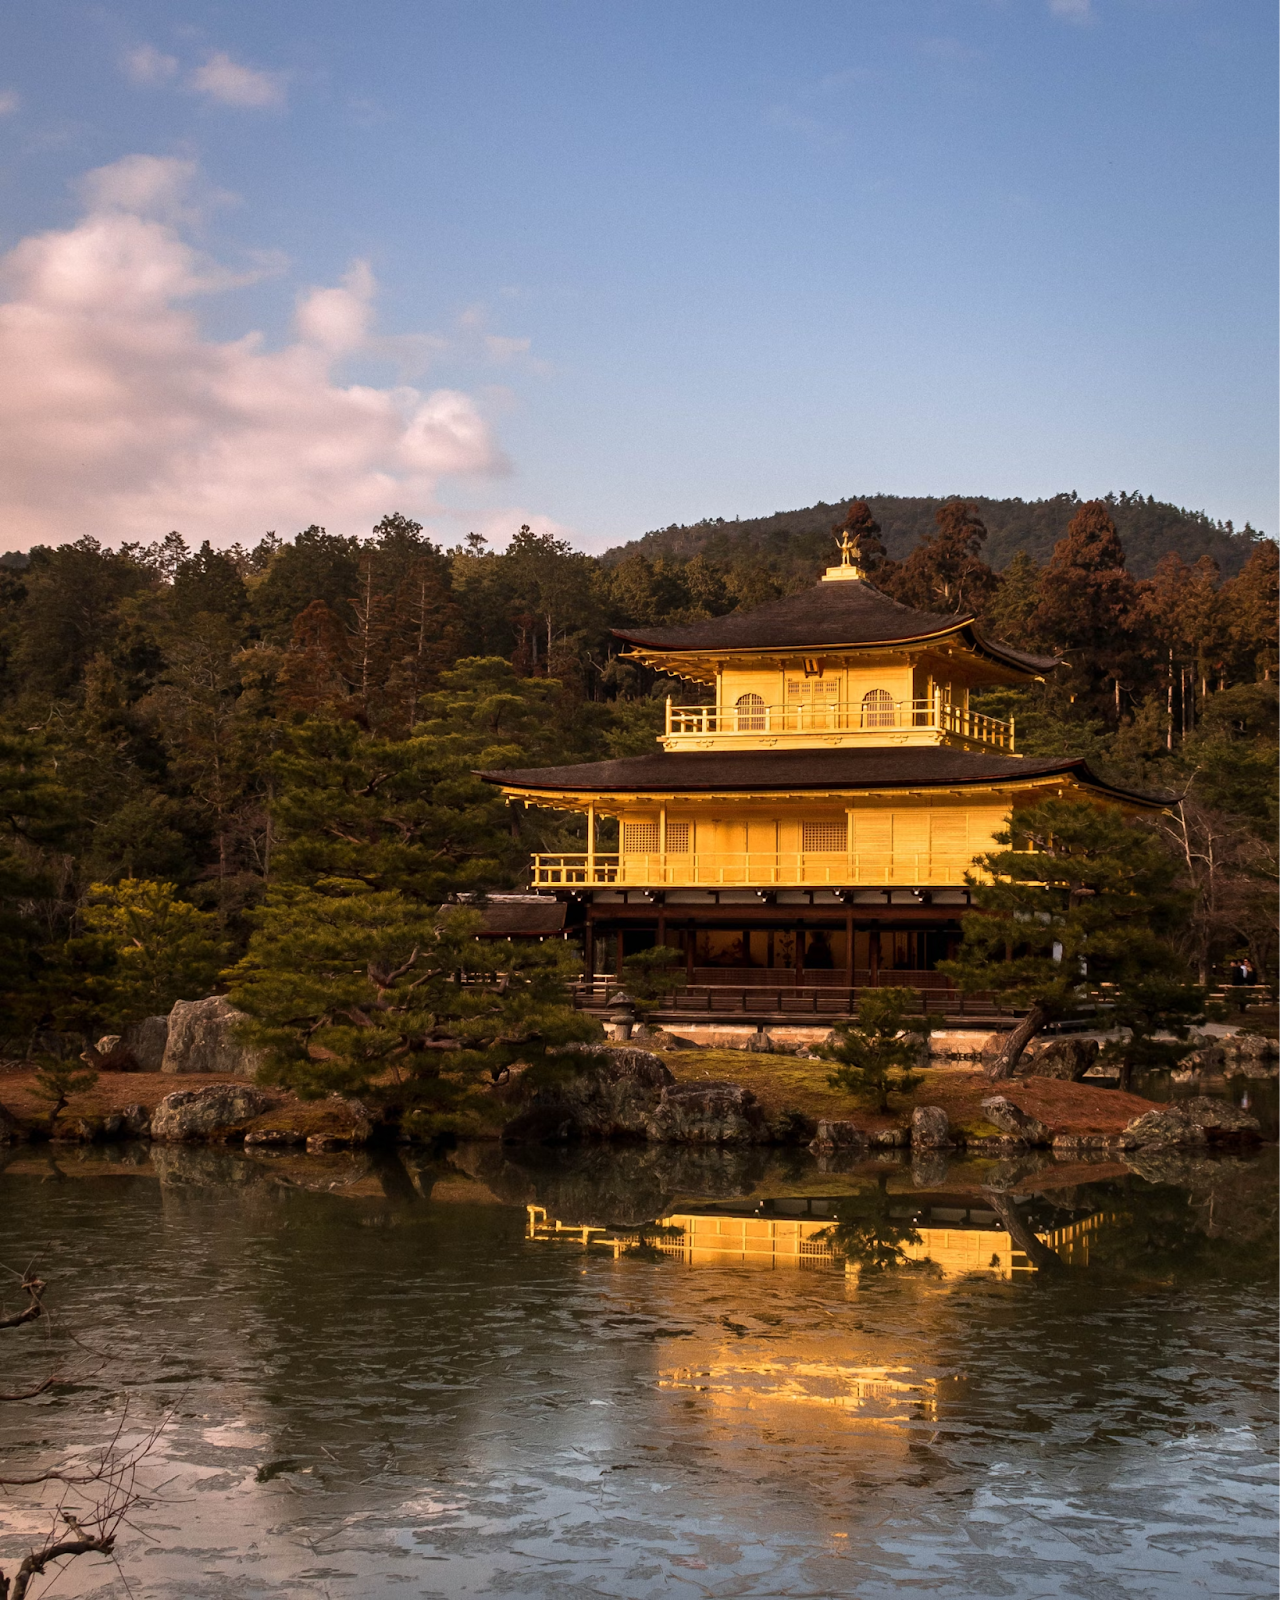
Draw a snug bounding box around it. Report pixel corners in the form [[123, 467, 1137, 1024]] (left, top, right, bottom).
[[612, 619, 1059, 678], [476, 756, 1171, 810]]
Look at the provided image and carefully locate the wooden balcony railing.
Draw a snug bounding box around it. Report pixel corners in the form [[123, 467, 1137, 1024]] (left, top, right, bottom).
[[570, 974, 1001, 1018], [530, 850, 977, 888], [664, 694, 1014, 751]]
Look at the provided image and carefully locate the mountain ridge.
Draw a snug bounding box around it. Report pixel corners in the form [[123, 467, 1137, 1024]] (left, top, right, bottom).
[[602, 491, 1266, 580]]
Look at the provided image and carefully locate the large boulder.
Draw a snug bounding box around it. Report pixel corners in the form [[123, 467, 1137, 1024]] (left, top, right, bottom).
[[121, 1015, 169, 1072], [644, 1081, 772, 1144], [1022, 1038, 1100, 1082], [161, 997, 264, 1077], [501, 1047, 675, 1143], [1120, 1095, 1262, 1149], [1222, 1034, 1278, 1078], [1180, 1096, 1262, 1140], [1121, 1106, 1205, 1148], [980, 1096, 1051, 1145], [150, 1084, 274, 1142], [911, 1105, 950, 1148]]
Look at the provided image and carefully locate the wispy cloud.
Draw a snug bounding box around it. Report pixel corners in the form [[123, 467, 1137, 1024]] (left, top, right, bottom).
[[1048, 0, 1093, 22], [189, 51, 286, 108], [0, 89, 19, 116], [123, 44, 179, 85], [0, 155, 508, 547]]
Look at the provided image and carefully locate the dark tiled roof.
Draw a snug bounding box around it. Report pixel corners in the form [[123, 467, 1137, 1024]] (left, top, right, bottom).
[[612, 576, 1058, 674], [470, 898, 567, 935], [480, 746, 1173, 807]]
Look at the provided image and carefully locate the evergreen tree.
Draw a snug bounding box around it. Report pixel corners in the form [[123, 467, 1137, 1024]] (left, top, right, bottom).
[[1032, 502, 1140, 716], [81, 879, 227, 1021], [1219, 539, 1279, 684], [981, 550, 1046, 649], [940, 798, 1202, 1083], [820, 987, 930, 1112], [230, 883, 597, 1134], [877, 500, 999, 616]]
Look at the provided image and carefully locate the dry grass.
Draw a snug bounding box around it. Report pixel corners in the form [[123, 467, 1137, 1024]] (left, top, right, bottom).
[[662, 1047, 1159, 1136]]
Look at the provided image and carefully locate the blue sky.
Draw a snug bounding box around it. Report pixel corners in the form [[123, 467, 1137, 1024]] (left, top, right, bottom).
[[0, 0, 1274, 552]]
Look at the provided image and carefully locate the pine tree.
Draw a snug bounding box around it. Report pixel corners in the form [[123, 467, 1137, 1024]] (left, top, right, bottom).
[[820, 987, 931, 1112], [229, 884, 597, 1133], [81, 879, 227, 1021], [940, 798, 1202, 1084]]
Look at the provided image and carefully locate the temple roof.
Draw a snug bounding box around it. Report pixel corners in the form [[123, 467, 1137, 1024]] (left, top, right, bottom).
[[480, 746, 1173, 808], [612, 576, 1058, 675]]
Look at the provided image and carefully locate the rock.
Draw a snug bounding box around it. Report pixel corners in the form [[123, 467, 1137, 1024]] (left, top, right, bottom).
[[150, 1084, 274, 1142], [1121, 1106, 1206, 1148], [1225, 1058, 1278, 1079], [502, 1046, 675, 1143], [1178, 1045, 1226, 1074], [911, 1105, 950, 1148], [644, 1081, 772, 1144], [809, 1119, 869, 1154], [1124, 1095, 1264, 1148], [95, 1035, 121, 1055], [643, 1029, 696, 1050], [1022, 1038, 1099, 1082], [101, 1104, 151, 1141], [980, 1096, 1051, 1145], [1050, 1133, 1122, 1153], [120, 1015, 169, 1072], [244, 1128, 306, 1147], [1179, 1096, 1262, 1140], [743, 1030, 777, 1054], [161, 997, 265, 1077], [871, 1127, 909, 1148]]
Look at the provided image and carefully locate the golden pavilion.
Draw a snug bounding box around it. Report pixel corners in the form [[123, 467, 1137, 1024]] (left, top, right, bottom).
[[481, 538, 1161, 1015]]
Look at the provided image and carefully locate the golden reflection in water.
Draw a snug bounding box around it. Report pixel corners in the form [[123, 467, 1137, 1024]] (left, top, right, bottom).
[[526, 1202, 1111, 1279]]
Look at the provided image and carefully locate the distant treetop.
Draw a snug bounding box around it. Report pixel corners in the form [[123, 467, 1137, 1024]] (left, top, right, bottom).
[[604, 490, 1265, 580]]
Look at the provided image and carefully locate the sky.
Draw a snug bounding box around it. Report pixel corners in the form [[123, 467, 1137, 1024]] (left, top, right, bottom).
[[0, 0, 1274, 554]]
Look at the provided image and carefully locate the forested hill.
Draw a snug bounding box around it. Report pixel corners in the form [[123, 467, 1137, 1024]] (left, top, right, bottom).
[[604, 491, 1264, 579]]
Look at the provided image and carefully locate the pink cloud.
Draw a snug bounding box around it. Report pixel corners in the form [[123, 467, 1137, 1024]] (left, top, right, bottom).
[[189, 52, 286, 109], [0, 157, 509, 550]]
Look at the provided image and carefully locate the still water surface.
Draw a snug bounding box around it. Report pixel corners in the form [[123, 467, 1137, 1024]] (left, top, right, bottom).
[[0, 1140, 1275, 1599]]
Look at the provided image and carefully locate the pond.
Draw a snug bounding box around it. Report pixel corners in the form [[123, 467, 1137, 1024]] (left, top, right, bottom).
[[0, 1139, 1275, 1599]]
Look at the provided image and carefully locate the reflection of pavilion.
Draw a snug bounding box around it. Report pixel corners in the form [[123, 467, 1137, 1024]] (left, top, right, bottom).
[[526, 1192, 1112, 1280]]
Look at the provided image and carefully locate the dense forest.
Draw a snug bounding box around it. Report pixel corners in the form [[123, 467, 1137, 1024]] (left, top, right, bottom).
[[0, 496, 1274, 1060], [610, 490, 1265, 579]]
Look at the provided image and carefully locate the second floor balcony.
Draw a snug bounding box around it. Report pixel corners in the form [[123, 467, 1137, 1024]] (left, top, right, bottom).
[[530, 847, 978, 889], [661, 693, 1014, 753]]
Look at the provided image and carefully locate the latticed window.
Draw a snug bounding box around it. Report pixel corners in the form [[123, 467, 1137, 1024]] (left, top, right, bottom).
[[861, 687, 895, 728], [734, 692, 765, 731], [665, 822, 691, 853], [622, 821, 659, 854], [801, 820, 846, 852], [787, 679, 839, 701]]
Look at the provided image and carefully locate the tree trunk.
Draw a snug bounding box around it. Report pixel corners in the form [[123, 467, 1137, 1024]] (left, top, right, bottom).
[[985, 1004, 1049, 1080]]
